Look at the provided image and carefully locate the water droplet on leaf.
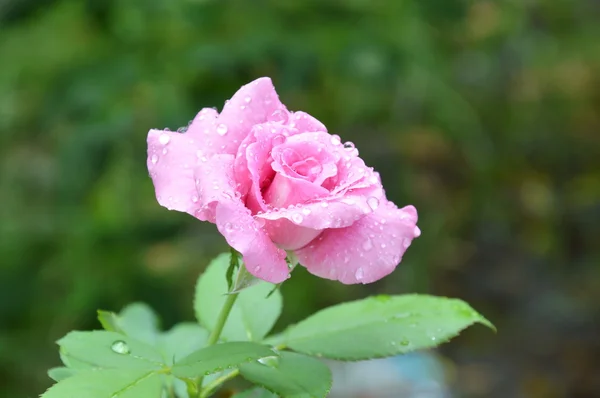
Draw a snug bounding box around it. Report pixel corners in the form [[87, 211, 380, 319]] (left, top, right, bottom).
[[110, 340, 130, 355]]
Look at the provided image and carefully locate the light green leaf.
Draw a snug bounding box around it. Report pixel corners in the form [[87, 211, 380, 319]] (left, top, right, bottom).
[[231, 387, 278, 398], [171, 342, 276, 378], [41, 369, 162, 398], [48, 367, 76, 382], [194, 253, 283, 341], [239, 352, 331, 398], [96, 302, 161, 346], [118, 302, 161, 345], [58, 331, 164, 370], [97, 310, 124, 333], [278, 294, 494, 360], [159, 323, 209, 365]]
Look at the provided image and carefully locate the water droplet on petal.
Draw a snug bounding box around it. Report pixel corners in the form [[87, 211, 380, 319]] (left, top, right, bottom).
[[343, 141, 355, 150], [192, 195, 198, 203], [362, 238, 373, 251], [355, 267, 364, 281], [320, 202, 329, 208], [330, 135, 341, 145], [224, 222, 234, 232], [413, 226, 421, 237], [159, 133, 170, 145], [367, 197, 380, 211], [217, 124, 228, 136], [301, 208, 311, 215], [150, 154, 158, 164], [402, 239, 411, 248], [291, 213, 303, 224], [111, 340, 130, 355], [244, 96, 252, 104]]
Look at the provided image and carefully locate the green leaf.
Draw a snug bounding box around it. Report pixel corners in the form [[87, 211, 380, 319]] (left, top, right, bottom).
[[159, 323, 209, 365], [171, 342, 276, 378], [231, 387, 278, 398], [239, 352, 331, 398], [41, 369, 162, 398], [48, 367, 76, 382], [194, 253, 283, 341], [97, 303, 161, 346], [278, 294, 494, 360], [58, 331, 164, 370]]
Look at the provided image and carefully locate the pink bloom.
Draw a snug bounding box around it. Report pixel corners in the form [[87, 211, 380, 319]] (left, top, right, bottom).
[[147, 78, 420, 284]]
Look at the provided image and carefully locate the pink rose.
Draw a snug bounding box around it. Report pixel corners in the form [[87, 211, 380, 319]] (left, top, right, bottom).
[[147, 78, 420, 284]]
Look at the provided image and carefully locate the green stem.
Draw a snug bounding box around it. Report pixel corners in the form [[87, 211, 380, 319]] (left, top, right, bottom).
[[194, 282, 240, 395], [207, 292, 239, 346]]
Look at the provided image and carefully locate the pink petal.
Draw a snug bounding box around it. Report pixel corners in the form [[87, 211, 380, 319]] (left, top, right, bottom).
[[215, 201, 290, 283], [211, 77, 286, 156], [288, 111, 327, 133], [295, 202, 420, 284], [147, 129, 202, 215], [192, 154, 238, 222], [257, 193, 378, 230]]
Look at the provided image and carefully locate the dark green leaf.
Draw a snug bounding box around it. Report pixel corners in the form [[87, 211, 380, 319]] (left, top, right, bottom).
[[278, 294, 494, 360], [171, 342, 276, 378], [41, 369, 162, 398], [58, 331, 164, 370], [239, 352, 331, 398], [194, 253, 282, 341]]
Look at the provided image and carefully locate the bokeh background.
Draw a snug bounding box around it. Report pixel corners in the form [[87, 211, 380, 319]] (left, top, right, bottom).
[[1, 0, 599, 397]]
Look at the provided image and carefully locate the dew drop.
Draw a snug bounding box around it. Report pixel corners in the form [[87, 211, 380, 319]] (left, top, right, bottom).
[[343, 141, 355, 150], [413, 226, 421, 237], [320, 202, 329, 208], [291, 213, 303, 224], [217, 124, 228, 136], [355, 267, 364, 281], [362, 238, 373, 251], [367, 197, 380, 211], [400, 340, 410, 346], [330, 135, 341, 145], [224, 222, 234, 232], [244, 96, 252, 104], [110, 340, 130, 355], [402, 239, 411, 248], [192, 195, 199, 203], [159, 134, 170, 145], [270, 109, 288, 123], [150, 154, 158, 164], [381, 243, 386, 249], [301, 208, 311, 215]]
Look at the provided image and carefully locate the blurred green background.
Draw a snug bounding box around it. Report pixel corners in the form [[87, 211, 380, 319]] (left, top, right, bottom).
[[1, 0, 598, 397]]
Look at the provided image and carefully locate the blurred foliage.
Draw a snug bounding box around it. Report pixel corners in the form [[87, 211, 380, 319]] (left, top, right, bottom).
[[0, 0, 599, 397]]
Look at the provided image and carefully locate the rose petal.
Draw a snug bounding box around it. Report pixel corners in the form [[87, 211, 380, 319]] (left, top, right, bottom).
[[215, 77, 286, 155], [147, 129, 202, 215], [295, 202, 420, 284], [193, 154, 237, 222], [215, 201, 289, 283], [288, 111, 327, 133]]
